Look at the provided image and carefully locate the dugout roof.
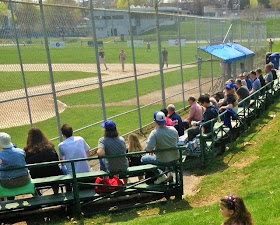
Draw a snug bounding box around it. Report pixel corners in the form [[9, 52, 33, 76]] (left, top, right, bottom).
[[200, 43, 255, 63]]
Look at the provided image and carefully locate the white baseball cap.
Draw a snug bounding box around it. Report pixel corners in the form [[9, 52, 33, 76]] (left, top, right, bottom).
[[153, 111, 167, 125], [0, 132, 13, 149]]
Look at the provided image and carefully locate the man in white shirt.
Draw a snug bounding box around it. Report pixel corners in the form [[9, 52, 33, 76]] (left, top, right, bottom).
[[58, 124, 90, 175]]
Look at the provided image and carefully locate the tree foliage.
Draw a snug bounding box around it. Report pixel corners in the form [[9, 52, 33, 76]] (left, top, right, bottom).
[[117, 0, 133, 8], [14, 1, 40, 41], [269, 0, 280, 9], [250, 0, 259, 7], [44, 0, 82, 39]]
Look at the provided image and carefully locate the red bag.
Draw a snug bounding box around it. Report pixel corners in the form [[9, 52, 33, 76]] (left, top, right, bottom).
[[94, 176, 124, 194]]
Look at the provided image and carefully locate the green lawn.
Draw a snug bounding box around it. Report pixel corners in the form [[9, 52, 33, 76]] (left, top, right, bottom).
[[0, 71, 97, 92], [58, 62, 220, 106], [42, 99, 280, 225]]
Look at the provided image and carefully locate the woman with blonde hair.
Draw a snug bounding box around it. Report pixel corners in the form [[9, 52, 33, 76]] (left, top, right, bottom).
[[127, 133, 144, 181], [24, 127, 62, 195]]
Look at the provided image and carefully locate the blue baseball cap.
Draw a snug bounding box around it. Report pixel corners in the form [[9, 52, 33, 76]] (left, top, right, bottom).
[[153, 111, 167, 125], [101, 120, 116, 131], [226, 83, 236, 90]]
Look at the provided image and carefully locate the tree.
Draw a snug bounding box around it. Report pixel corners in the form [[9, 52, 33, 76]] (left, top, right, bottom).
[[269, 0, 280, 9], [258, 0, 270, 7], [14, 1, 40, 41], [0, 2, 10, 29], [250, 0, 259, 7], [241, 3, 266, 20], [44, 0, 82, 40], [117, 0, 133, 8], [240, 0, 250, 9]]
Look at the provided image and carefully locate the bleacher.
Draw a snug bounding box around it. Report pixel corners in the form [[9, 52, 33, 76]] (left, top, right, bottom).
[[0, 77, 279, 219]]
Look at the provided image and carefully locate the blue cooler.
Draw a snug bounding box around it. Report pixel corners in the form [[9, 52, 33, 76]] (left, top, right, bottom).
[[269, 53, 279, 70]]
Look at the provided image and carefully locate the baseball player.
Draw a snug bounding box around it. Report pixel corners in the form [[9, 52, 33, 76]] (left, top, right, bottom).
[[99, 48, 108, 70], [162, 47, 168, 68], [118, 49, 126, 72]]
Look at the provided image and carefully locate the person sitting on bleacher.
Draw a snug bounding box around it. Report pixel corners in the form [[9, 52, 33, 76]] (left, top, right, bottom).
[[238, 74, 248, 88], [265, 63, 273, 84], [167, 104, 184, 136], [187, 95, 219, 142], [269, 62, 277, 80], [243, 72, 252, 91], [141, 111, 179, 184], [249, 71, 261, 95], [0, 133, 31, 189], [58, 124, 90, 175], [160, 108, 174, 127], [236, 79, 250, 107], [24, 127, 63, 195], [218, 83, 239, 114], [256, 68, 266, 87], [182, 96, 203, 130], [97, 120, 128, 174]]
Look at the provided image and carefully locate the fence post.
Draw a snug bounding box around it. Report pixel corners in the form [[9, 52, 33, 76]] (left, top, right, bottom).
[[127, 0, 142, 132], [154, 1, 166, 109], [39, 0, 63, 142], [9, 0, 33, 127], [195, 18, 202, 95], [71, 161, 81, 218], [89, 0, 107, 121], [209, 19, 214, 92], [177, 5, 185, 109]]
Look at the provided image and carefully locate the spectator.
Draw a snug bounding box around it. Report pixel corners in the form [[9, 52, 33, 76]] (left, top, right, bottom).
[[238, 74, 247, 87], [243, 72, 252, 91], [0, 132, 30, 189], [58, 124, 90, 175], [24, 127, 62, 195], [141, 111, 179, 184], [97, 120, 128, 174], [269, 62, 277, 80], [162, 47, 168, 68], [204, 93, 218, 108], [235, 79, 250, 106], [127, 134, 143, 181], [160, 108, 174, 126], [182, 96, 203, 130], [220, 194, 253, 225], [264, 64, 273, 84], [218, 83, 239, 113], [167, 104, 184, 136], [269, 38, 274, 52], [256, 68, 266, 87], [186, 95, 219, 141], [249, 70, 261, 95]]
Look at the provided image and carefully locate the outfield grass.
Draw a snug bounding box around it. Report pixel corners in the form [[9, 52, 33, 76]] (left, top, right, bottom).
[[0, 71, 97, 92], [58, 61, 221, 106], [44, 99, 280, 225]]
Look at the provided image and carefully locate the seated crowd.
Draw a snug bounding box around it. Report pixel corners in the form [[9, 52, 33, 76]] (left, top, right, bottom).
[[0, 63, 277, 197]]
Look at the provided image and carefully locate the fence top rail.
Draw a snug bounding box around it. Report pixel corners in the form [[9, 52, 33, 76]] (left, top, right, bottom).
[[0, 146, 184, 172]]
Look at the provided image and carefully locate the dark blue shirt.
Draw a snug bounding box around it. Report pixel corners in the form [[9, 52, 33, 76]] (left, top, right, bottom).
[[99, 51, 105, 58], [246, 78, 252, 91], [199, 105, 219, 133], [168, 112, 184, 136]]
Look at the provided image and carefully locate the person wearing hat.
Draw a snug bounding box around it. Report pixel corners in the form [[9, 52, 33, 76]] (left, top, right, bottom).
[[97, 120, 128, 175], [218, 83, 239, 113], [141, 111, 179, 184], [58, 124, 90, 175], [99, 48, 108, 70], [243, 72, 252, 91], [0, 132, 31, 189]]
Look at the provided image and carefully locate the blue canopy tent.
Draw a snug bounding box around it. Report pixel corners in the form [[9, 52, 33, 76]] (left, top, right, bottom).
[[198, 43, 255, 92], [199, 43, 255, 64]]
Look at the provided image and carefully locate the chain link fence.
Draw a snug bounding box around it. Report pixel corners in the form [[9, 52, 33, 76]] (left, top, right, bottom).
[[0, 0, 267, 148]]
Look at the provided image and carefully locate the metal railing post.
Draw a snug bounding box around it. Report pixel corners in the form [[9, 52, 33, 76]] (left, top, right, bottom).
[[209, 19, 214, 92], [155, 0, 166, 108], [177, 4, 185, 109], [127, 0, 143, 132], [39, 0, 63, 142], [70, 161, 81, 218], [195, 18, 202, 95], [89, 0, 107, 121], [9, 0, 33, 127]]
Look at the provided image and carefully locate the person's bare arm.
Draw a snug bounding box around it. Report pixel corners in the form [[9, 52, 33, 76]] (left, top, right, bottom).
[[86, 150, 90, 157], [97, 148, 105, 157], [0, 158, 2, 165]]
